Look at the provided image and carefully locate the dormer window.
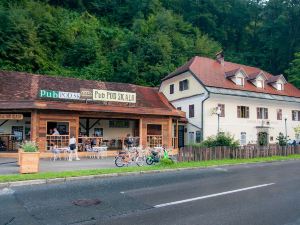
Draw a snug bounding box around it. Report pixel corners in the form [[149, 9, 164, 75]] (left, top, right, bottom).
[[247, 71, 267, 89], [257, 80, 264, 88], [225, 67, 248, 87], [267, 74, 287, 91], [277, 83, 283, 91], [236, 77, 244, 86]]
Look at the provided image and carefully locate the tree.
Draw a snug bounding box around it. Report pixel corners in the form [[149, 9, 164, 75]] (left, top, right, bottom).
[[286, 52, 300, 88]]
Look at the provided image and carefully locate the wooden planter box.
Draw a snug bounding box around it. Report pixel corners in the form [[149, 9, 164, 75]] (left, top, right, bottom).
[[19, 151, 40, 174]]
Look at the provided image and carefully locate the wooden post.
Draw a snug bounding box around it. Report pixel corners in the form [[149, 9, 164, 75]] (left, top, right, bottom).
[[139, 118, 143, 147], [30, 110, 39, 143], [168, 118, 172, 149]]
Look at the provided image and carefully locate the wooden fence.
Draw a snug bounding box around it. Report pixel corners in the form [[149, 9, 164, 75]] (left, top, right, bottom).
[[178, 145, 300, 162]]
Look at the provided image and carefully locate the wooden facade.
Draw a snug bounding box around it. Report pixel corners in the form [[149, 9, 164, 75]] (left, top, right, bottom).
[[26, 110, 178, 152]]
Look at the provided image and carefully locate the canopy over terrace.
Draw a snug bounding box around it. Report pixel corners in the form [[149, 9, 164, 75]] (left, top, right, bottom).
[[0, 72, 185, 154]]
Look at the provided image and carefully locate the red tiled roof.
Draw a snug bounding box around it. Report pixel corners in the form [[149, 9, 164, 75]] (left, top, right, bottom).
[[0, 71, 184, 117], [163, 56, 300, 98]]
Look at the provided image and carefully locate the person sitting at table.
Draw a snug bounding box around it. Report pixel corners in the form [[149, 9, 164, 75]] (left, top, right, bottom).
[[69, 135, 80, 161], [52, 128, 60, 135], [0, 137, 6, 151], [125, 134, 134, 149]]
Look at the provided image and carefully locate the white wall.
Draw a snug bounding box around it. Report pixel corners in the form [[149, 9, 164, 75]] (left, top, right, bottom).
[[79, 119, 137, 139], [203, 94, 300, 144], [159, 71, 205, 101]]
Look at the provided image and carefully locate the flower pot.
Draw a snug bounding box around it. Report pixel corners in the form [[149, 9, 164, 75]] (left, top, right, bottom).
[[19, 151, 40, 174]]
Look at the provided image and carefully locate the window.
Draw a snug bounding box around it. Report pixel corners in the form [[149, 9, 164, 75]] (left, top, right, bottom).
[[292, 110, 300, 121], [179, 79, 189, 91], [237, 106, 249, 118], [109, 120, 129, 128], [147, 124, 162, 147], [196, 130, 202, 143], [177, 107, 182, 110], [236, 77, 244, 86], [189, 104, 194, 118], [218, 104, 225, 117], [240, 132, 247, 145], [277, 109, 282, 120], [188, 132, 195, 144], [257, 80, 264, 88], [169, 84, 174, 94], [257, 108, 268, 119], [277, 83, 283, 91]]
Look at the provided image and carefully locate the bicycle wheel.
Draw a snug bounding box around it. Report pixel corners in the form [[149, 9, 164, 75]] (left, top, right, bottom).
[[146, 157, 154, 165], [115, 156, 125, 167], [135, 156, 144, 167]]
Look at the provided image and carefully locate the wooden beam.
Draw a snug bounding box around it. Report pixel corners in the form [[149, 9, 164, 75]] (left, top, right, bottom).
[[86, 118, 90, 136], [79, 122, 86, 130], [0, 120, 8, 127], [89, 119, 101, 131]]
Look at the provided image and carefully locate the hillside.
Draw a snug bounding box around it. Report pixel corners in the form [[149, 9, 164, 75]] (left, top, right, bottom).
[[0, 0, 299, 87]]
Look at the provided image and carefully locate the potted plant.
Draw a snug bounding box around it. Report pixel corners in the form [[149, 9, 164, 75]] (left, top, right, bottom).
[[19, 141, 40, 174]]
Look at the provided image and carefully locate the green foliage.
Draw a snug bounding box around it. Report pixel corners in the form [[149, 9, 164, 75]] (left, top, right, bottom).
[[21, 141, 38, 152], [0, 0, 299, 87], [193, 133, 239, 148], [276, 132, 289, 146], [286, 52, 300, 88], [159, 158, 175, 166]]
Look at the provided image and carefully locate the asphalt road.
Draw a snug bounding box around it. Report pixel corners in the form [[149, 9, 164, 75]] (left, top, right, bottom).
[[1, 160, 300, 225]]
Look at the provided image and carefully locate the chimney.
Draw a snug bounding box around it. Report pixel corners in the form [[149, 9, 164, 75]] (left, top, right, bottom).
[[216, 50, 224, 66]]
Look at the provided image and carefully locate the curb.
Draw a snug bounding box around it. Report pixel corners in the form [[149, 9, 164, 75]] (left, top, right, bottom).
[[0, 158, 299, 189]]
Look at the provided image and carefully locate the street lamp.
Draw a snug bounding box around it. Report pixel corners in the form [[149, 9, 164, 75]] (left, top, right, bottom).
[[216, 106, 222, 134], [283, 114, 288, 138]]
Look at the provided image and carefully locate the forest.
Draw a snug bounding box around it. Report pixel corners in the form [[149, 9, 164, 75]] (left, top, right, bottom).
[[0, 0, 300, 87]]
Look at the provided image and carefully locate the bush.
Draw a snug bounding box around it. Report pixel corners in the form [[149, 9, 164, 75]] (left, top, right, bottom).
[[192, 133, 239, 148], [159, 158, 175, 166], [276, 132, 289, 146], [21, 141, 38, 152]]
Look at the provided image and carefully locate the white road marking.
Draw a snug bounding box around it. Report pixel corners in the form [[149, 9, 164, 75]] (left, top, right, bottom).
[[0, 188, 15, 196], [120, 191, 125, 194], [154, 183, 275, 208], [214, 168, 228, 172]]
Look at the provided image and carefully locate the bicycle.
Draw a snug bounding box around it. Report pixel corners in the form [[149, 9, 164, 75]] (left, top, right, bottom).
[[114, 148, 144, 167]]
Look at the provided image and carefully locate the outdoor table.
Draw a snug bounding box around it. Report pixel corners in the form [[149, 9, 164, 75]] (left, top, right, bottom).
[[92, 146, 108, 159]]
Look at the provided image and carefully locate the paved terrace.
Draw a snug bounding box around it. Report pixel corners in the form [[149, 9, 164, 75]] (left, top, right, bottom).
[[0, 157, 117, 175]]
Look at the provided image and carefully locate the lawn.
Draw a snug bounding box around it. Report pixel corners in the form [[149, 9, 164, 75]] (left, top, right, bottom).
[[1, 155, 300, 183]]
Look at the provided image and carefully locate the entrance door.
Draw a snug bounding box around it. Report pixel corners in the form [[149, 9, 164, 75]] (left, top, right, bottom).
[[258, 132, 268, 146], [178, 125, 185, 148]]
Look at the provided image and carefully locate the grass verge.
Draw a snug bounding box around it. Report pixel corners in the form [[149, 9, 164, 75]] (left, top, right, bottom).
[[1, 155, 300, 183]]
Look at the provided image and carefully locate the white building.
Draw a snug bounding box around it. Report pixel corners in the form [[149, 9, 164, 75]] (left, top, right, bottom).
[[160, 53, 300, 146]]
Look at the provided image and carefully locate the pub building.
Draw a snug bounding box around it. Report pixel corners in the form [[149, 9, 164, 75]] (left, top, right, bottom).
[[0, 71, 185, 157]]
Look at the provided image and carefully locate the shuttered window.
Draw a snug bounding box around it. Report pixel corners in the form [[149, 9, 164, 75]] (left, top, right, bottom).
[[218, 104, 225, 117], [292, 110, 300, 121], [189, 104, 194, 118], [169, 84, 174, 94], [257, 108, 268, 119], [237, 106, 249, 118], [277, 109, 282, 120]]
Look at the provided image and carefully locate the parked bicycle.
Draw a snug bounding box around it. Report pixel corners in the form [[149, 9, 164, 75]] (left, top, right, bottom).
[[114, 148, 144, 167]]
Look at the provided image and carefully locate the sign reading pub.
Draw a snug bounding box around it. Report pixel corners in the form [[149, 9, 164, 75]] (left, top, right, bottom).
[[39, 89, 136, 104]]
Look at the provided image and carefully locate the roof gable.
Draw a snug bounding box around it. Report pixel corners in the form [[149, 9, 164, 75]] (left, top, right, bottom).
[[162, 56, 300, 98]]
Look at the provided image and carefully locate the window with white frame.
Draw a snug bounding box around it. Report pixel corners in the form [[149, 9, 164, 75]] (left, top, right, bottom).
[[257, 107, 268, 119], [236, 77, 244, 86], [257, 80, 264, 88], [277, 83, 284, 91], [292, 110, 300, 121]]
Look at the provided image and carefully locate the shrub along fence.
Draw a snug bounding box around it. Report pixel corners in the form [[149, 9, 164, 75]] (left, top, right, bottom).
[[178, 145, 300, 162]]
